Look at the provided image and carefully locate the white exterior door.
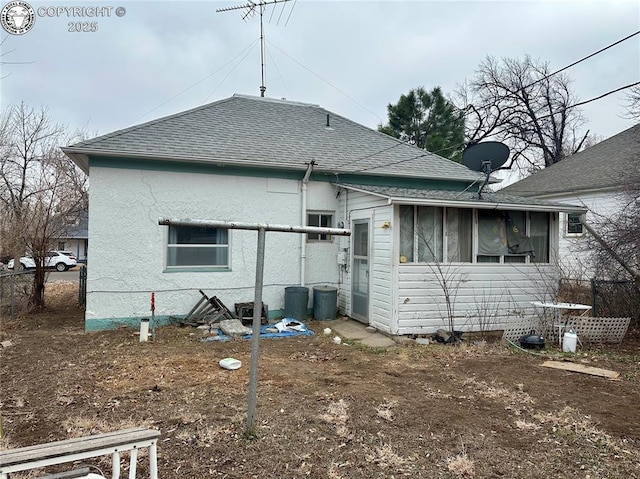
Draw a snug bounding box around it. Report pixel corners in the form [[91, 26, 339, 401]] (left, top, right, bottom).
[[351, 219, 370, 322]]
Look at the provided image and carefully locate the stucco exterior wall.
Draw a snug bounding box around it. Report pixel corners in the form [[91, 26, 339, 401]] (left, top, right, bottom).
[[86, 166, 339, 329]]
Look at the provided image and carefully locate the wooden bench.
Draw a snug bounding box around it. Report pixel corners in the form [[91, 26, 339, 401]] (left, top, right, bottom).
[[0, 428, 160, 479]]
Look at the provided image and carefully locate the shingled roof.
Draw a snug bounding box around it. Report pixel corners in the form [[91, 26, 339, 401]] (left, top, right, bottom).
[[502, 123, 640, 197], [63, 94, 480, 183]]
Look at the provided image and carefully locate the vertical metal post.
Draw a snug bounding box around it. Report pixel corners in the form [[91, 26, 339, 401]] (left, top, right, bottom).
[[591, 277, 598, 317], [10, 273, 15, 320], [246, 227, 266, 434]]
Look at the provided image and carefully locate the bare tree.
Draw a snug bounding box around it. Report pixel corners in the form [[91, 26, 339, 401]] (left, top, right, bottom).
[[623, 84, 640, 120], [581, 172, 640, 284], [456, 55, 590, 172], [0, 102, 87, 309]]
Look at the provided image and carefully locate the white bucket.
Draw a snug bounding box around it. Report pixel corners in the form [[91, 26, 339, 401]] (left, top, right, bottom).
[[562, 330, 577, 353]]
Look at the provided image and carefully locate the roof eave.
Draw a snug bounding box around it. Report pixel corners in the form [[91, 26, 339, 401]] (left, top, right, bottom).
[[61, 147, 314, 173], [338, 183, 587, 213]]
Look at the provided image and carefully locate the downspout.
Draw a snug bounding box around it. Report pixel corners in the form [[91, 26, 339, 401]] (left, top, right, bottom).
[[300, 161, 315, 286]]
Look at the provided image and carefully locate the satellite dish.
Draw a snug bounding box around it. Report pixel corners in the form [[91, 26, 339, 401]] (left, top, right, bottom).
[[462, 141, 510, 173], [462, 141, 510, 199]]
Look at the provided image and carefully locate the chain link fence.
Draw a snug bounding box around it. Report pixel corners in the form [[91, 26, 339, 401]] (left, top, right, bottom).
[[0, 271, 35, 319], [591, 278, 640, 328]]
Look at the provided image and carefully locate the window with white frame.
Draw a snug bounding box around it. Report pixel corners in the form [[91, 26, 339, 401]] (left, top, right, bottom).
[[566, 213, 583, 235], [399, 206, 549, 264], [307, 212, 333, 241], [166, 225, 229, 269]]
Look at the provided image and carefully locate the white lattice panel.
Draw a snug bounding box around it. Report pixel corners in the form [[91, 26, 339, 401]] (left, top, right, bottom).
[[566, 316, 631, 344], [502, 317, 542, 342]]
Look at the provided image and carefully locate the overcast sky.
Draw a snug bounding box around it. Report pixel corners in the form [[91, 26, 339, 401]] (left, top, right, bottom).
[[1, 0, 639, 146]]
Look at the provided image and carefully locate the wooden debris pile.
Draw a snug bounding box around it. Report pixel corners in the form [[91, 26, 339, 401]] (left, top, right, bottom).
[[181, 290, 235, 327]]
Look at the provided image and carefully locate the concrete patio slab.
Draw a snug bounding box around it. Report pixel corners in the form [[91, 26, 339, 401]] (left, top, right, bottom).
[[321, 318, 397, 347]]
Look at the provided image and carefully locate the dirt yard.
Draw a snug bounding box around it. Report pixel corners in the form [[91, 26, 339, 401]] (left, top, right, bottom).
[[1, 283, 639, 479]]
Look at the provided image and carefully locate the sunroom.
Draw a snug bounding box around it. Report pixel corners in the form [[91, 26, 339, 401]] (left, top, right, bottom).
[[335, 184, 587, 336]]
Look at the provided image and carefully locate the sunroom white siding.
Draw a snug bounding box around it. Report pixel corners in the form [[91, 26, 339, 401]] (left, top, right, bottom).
[[396, 263, 558, 335], [336, 188, 392, 330]]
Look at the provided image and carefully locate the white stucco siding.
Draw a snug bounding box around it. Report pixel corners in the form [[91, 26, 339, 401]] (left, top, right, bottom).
[[87, 166, 339, 325], [396, 263, 558, 335], [303, 182, 341, 308]]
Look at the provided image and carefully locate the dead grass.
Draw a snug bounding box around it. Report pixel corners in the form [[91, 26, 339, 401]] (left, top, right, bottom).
[[1, 283, 640, 479]]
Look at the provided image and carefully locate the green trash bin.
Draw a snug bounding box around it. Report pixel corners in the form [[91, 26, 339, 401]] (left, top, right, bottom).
[[284, 286, 309, 321], [313, 286, 337, 321]]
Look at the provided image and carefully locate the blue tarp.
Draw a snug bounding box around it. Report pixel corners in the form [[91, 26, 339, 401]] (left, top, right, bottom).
[[203, 319, 314, 342]]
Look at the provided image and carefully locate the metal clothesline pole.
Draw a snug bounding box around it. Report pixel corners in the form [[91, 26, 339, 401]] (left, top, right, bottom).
[[159, 217, 351, 435]]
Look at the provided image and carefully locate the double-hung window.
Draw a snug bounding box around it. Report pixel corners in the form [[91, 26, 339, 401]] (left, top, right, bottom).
[[166, 225, 229, 269], [307, 212, 333, 241], [566, 213, 584, 235]]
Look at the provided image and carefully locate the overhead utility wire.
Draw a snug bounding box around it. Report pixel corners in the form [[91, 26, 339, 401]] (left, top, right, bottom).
[[460, 30, 640, 118], [342, 30, 640, 170], [349, 81, 640, 174]]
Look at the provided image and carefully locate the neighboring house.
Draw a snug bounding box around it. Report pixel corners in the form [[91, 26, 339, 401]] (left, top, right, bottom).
[[502, 123, 640, 281], [57, 213, 89, 263], [62, 94, 585, 333]]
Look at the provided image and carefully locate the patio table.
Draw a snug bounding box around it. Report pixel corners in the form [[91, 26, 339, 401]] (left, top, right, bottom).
[[530, 301, 592, 345]]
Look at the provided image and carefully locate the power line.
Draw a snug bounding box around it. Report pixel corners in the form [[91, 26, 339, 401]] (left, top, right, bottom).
[[460, 30, 640, 119], [343, 31, 640, 172], [347, 81, 640, 175]]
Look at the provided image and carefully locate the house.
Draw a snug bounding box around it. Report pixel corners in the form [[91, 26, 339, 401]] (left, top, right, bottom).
[[62, 94, 586, 333], [56, 213, 89, 263], [501, 123, 640, 281]]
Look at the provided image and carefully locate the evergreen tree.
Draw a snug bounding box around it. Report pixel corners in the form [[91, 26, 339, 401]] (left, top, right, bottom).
[[378, 86, 465, 162]]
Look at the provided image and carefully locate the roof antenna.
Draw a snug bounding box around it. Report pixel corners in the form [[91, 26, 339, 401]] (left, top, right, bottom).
[[217, 0, 291, 97]]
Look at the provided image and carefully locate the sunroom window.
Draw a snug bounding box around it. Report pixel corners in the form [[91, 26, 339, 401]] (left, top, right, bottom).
[[400, 206, 549, 264], [167, 225, 229, 269], [400, 206, 471, 263]]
